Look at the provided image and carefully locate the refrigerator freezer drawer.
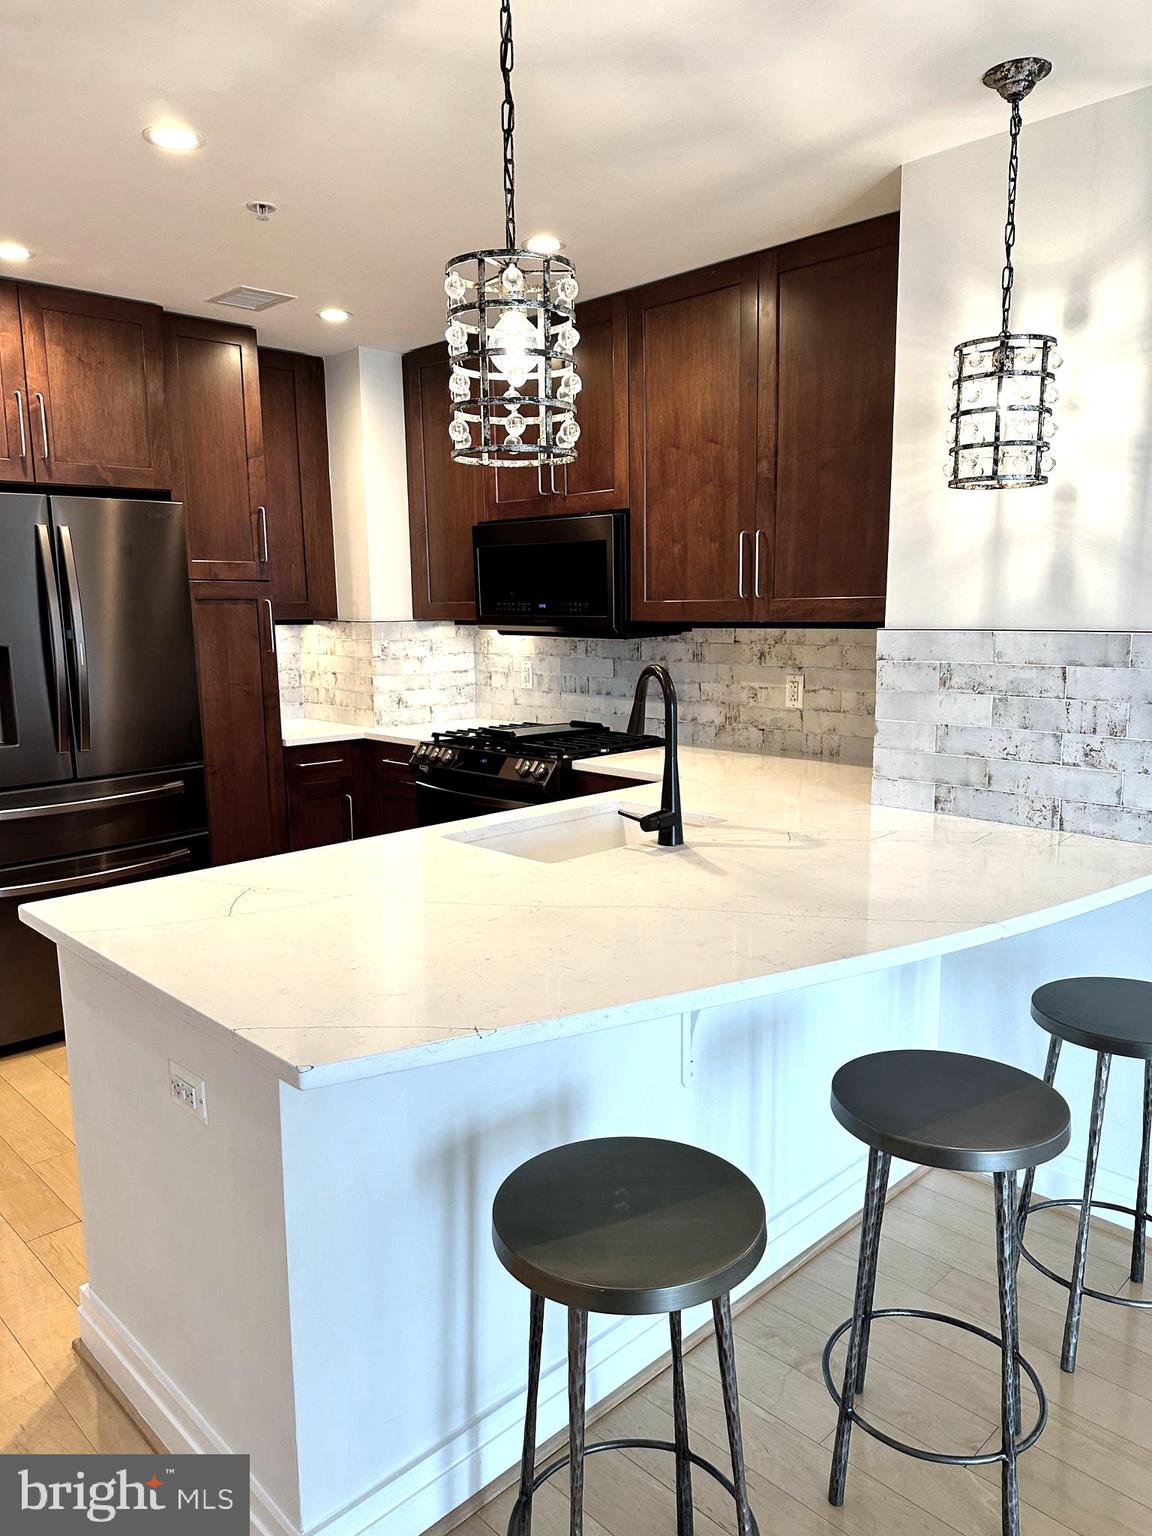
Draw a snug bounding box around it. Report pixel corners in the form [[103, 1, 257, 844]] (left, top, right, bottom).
[[0, 832, 210, 1051], [0, 768, 206, 868]]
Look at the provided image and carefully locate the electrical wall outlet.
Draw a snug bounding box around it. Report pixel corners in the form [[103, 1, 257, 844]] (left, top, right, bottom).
[[169, 1061, 208, 1123], [785, 674, 804, 711], [520, 658, 534, 690]]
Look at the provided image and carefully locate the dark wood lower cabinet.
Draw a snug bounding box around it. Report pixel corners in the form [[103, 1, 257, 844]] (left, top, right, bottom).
[[190, 584, 286, 865], [286, 745, 357, 851], [363, 747, 419, 836]]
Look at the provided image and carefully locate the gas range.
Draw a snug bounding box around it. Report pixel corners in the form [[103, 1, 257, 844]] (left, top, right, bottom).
[[411, 721, 663, 809]]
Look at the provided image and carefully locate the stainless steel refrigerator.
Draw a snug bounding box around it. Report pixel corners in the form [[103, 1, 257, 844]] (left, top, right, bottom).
[[0, 493, 207, 1050]]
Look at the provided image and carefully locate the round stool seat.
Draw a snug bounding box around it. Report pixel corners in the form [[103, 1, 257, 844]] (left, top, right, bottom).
[[831, 1050, 1070, 1173], [492, 1136, 766, 1316], [1032, 977, 1152, 1059]]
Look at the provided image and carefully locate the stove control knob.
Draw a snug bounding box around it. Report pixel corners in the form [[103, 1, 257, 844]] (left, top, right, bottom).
[[533, 760, 548, 780], [516, 758, 529, 776]]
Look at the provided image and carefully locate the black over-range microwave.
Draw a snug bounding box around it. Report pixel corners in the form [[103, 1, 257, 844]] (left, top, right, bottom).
[[473, 512, 684, 637]]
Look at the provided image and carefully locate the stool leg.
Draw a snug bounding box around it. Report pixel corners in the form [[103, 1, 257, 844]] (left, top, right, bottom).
[[513, 1294, 545, 1535], [1016, 1035, 1062, 1275], [1007, 1178, 1022, 1436], [829, 1147, 890, 1508], [1063, 1051, 1111, 1373], [713, 1293, 754, 1536], [567, 1308, 588, 1536], [855, 1152, 891, 1395], [1131, 1059, 1152, 1286], [669, 1311, 695, 1536], [993, 1173, 1022, 1536]]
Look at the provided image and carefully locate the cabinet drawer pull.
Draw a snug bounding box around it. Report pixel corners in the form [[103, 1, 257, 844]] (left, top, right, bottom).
[[753, 528, 763, 599], [258, 505, 269, 564], [294, 757, 345, 769], [34, 392, 49, 458], [737, 530, 748, 598], [13, 390, 27, 459], [265, 598, 277, 656], [345, 793, 356, 839]]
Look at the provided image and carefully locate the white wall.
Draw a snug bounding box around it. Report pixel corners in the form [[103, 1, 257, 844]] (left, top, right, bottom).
[[888, 87, 1152, 631], [324, 348, 413, 621]]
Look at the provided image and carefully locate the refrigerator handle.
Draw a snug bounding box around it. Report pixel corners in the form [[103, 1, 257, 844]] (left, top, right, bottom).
[[56, 525, 91, 752], [34, 524, 70, 754], [2, 846, 192, 900]]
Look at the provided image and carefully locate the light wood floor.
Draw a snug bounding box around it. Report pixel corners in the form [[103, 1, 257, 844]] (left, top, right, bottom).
[[1, 1044, 1148, 1535]]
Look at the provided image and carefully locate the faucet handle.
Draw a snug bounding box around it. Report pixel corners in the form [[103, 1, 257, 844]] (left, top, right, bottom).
[[618, 806, 676, 833]]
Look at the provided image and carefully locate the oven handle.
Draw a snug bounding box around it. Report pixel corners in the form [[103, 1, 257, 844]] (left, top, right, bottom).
[[415, 780, 534, 820]]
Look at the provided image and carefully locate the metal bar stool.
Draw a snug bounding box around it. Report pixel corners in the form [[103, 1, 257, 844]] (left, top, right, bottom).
[[1017, 977, 1152, 1373], [823, 1050, 1070, 1536], [492, 1136, 767, 1536]]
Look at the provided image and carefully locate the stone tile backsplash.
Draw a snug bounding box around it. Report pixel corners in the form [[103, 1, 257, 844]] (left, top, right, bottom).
[[277, 622, 879, 765], [276, 622, 476, 728], [873, 630, 1152, 843], [473, 629, 878, 763]]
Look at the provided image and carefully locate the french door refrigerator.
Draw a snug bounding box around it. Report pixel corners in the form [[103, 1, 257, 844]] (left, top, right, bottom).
[[0, 493, 207, 1050]]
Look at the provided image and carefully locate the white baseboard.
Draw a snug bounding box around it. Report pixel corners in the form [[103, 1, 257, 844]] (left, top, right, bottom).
[[79, 1286, 300, 1536], [75, 1153, 880, 1536]]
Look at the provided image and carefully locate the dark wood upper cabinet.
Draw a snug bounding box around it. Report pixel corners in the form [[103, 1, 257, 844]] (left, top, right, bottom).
[[485, 292, 629, 521], [758, 214, 898, 623], [0, 282, 30, 480], [628, 258, 759, 623], [257, 348, 338, 622], [165, 314, 268, 582], [18, 284, 169, 489], [403, 343, 490, 620], [190, 582, 286, 865]]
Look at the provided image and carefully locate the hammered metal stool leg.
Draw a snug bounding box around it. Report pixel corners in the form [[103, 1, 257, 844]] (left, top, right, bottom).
[[1132, 1060, 1152, 1285], [511, 1294, 545, 1535], [1063, 1051, 1111, 1372], [823, 1050, 1069, 1536], [713, 1293, 755, 1536], [669, 1312, 694, 1536], [567, 1310, 588, 1536]]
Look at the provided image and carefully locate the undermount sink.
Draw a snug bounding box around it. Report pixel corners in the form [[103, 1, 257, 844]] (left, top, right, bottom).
[[444, 801, 718, 864]]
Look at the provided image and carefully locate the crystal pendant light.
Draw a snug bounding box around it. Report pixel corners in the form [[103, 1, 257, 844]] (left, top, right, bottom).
[[443, 0, 579, 470], [947, 58, 1061, 490]]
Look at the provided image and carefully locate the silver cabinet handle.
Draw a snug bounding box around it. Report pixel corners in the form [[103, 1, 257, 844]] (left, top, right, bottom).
[[294, 757, 344, 769], [737, 530, 748, 598], [265, 598, 277, 656], [258, 505, 269, 564], [13, 390, 27, 459], [34, 392, 49, 458], [4, 846, 192, 900], [536, 462, 545, 498], [345, 793, 356, 840], [0, 780, 185, 821], [753, 528, 764, 599]]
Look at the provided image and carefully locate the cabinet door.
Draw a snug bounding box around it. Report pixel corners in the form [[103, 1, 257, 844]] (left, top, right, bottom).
[[628, 259, 759, 623], [166, 315, 268, 581], [364, 746, 418, 835], [258, 348, 338, 621], [190, 584, 286, 865], [760, 215, 898, 623], [0, 283, 31, 481], [551, 293, 629, 516], [285, 743, 356, 851], [403, 343, 490, 619], [19, 284, 169, 489]]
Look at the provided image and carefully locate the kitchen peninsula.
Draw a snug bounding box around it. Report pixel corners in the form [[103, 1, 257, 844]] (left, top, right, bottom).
[[21, 746, 1152, 1536]]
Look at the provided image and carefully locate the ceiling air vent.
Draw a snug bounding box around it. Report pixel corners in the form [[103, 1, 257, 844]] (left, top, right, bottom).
[[207, 285, 296, 312]]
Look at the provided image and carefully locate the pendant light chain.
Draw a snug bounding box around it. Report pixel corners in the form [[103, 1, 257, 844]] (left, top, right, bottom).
[[999, 100, 1022, 338], [500, 0, 517, 250]]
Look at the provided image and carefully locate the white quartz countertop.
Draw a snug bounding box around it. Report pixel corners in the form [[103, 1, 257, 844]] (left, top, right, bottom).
[[281, 717, 504, 749], [22, 747, 1152, 1089]]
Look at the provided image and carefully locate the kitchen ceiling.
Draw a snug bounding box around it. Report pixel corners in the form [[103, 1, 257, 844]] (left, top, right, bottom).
[[4, 0, 1150, 355]]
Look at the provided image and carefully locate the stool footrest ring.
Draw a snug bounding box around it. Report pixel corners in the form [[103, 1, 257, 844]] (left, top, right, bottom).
[[507, 1437, 762, 1536], [1019, 1198, 1152, 1309], [822, 1309, 1048, 1467]]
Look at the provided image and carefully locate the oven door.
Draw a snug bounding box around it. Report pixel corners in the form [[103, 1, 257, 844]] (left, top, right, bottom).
[[416, 781, 535, 828]]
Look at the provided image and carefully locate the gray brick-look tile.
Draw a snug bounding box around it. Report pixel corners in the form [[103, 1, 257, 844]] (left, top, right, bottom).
[[940, 663, 1067, 698], [992, 631, 1131, 667], [1130, 633, 1152, 668], [872, 776, 935, 812], [985, 759, 1122, 806], [1066, 667, 1152, 701], [1061, 736, 1152, 773], [877, 630, 995, 663], [1060, 801, 1152, 842], [937, 726, 1063, 763], [935, 784, 1060, 831], [873, 748, 989, 788]]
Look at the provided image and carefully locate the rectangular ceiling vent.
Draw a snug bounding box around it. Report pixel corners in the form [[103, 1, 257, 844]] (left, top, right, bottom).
[[207, 285, 297, 312]]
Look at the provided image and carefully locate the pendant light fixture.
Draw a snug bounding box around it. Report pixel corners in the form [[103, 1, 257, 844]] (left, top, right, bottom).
[[947, 57, 1061, 490], [444, 0, 580, 470]]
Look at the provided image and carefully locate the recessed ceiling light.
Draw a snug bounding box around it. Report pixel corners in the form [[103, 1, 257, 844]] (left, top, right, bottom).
[[0, 242, 33, 263], [318, 307, 352, 324], [143, 124, 205, 153], [525, 233, 564, 255]]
